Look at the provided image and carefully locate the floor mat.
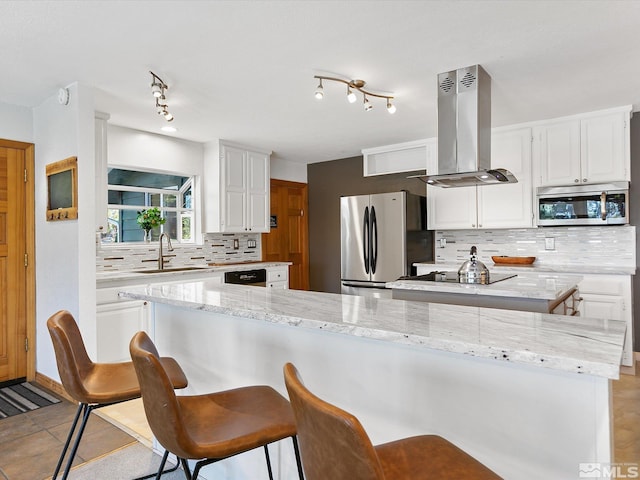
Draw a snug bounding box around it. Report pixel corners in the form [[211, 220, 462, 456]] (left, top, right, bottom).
[[0, 382, 61, 418]]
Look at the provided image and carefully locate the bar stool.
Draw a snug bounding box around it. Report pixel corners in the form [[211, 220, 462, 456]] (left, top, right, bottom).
[[283, 362, 501, 480], [129, 331, 305, 480], [47, 310, 189, 480]]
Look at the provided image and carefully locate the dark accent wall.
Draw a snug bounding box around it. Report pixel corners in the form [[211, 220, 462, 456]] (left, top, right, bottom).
[[307, 156, 430, 293], [630, 114, 640, 350]]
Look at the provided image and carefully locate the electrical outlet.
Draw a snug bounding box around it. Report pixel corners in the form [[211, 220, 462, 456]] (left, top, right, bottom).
[[233, 238, 240, 250], [545, 237, 555, 250]]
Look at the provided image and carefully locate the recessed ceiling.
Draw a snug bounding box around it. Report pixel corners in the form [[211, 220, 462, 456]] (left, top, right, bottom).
[[1, 1, 639, 165]]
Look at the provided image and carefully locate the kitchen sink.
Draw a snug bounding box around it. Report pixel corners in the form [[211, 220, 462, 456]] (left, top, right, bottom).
[[134, 266, 210, 274]]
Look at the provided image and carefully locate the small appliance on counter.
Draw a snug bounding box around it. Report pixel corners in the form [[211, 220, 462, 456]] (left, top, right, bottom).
[[397, 246, 516, 285]]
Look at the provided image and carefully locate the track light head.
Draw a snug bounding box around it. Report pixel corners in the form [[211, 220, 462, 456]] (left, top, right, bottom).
[[363, 95, 373, 111], [386, 99, 396, 114], [151, 82, 162, 98], [314, 79, 324, 100], [346, 86, 357, 103]]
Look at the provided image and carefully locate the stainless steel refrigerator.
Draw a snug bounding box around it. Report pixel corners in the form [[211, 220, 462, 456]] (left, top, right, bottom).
[[340, 191, 434, 297]]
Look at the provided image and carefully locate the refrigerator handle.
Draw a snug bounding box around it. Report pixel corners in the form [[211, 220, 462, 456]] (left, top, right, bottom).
[[363, 206, 370, 274], [371, 206, 378, 274]]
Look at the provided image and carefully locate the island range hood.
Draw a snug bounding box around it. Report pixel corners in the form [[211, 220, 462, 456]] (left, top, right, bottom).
[[416, 65, 517, 188]]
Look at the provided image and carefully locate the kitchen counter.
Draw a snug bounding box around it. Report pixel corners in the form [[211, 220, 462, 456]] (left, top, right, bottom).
[[96, 261, 291, 286], [120, 280, 622, 379], [119, 280, 624, 479], [386, 272, 581, 313], [415, 261, 636, 276]]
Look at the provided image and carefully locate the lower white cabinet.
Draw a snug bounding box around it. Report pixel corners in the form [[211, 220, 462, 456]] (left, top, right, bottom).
[[96, 288, 149, 363], [266, 267, 289, 289], [578, 274, 633, 367]]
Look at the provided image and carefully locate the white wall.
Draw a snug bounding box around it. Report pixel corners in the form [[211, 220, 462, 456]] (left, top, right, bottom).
[[270, 157, 307, 183], [33, 83, 96, 380], [0, 101, 33, 142]]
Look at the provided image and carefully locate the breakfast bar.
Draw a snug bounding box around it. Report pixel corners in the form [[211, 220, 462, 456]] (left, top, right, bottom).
[[120, 280, 626, 480]]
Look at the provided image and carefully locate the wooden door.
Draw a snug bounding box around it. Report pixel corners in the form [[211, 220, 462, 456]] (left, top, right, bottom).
[[0, 143, 31, 382], [262, 180, 309, 290]]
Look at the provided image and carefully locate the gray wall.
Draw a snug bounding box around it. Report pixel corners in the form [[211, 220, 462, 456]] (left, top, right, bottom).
[[631, 114, 640, 350], [307, 156, 429, 293]]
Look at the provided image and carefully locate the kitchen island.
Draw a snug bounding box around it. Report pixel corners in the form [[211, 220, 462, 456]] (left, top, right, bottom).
[[387, 272, 581, 314], [120, 280, 625, 480]]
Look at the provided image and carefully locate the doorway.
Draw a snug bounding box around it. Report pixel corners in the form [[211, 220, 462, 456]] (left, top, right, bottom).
[[262, 179, 309, 290], [0, 140, 35, 383]]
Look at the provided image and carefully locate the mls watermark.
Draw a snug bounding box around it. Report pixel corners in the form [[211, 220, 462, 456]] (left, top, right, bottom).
[[579, 463, 639, 478]]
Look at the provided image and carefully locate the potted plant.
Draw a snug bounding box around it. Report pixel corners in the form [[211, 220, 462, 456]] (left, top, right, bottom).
[[136, 207, 165, 242]]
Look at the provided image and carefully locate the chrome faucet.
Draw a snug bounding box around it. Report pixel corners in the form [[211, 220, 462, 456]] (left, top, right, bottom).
[[158, 233, 174, 270]]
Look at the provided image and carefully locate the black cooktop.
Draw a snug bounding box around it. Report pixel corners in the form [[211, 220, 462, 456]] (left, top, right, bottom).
[[397, 271, 517, 285]]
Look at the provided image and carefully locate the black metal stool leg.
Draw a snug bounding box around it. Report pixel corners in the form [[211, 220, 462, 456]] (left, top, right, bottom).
[[181, 458, 193, 480], [51, 402, 84, 480], [60, 403, 93, 480], [264, 444, 274, 480], [292, 436, 305, 480]]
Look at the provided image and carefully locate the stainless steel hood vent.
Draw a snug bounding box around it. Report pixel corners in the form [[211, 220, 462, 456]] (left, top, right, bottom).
[[415, 65, 517, 188]]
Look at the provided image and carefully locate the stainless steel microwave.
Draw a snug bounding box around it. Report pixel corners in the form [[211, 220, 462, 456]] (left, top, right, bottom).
[[536, 182, 629, 226]]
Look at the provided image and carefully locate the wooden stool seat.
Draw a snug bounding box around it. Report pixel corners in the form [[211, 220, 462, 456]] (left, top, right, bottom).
[[283, 362, 501, 480], [47, 310, 188, 480], [129, 331, 304, 480]]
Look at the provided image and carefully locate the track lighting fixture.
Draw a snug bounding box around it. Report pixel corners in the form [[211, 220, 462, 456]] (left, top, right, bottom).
[[313, 75, 396, 114], [149, 71, 174, 122]]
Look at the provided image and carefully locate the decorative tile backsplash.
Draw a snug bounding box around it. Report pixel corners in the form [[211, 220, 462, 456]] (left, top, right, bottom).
[[434, 226, 635, 269], [96, 233, 262, 272]]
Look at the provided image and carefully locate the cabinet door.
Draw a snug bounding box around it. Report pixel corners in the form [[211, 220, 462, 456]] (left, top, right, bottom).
[[222, 145, 247, 232], [581, 111, 628, 183], [246, 151, 270, 232], [96, 300, 149, 362], [478, 127, 533, 228], [537, 120, 582, 186], [427, 185, 477, 230]]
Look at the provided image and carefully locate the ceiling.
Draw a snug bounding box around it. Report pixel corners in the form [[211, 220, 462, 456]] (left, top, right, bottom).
[[1, 1, 640, 165]]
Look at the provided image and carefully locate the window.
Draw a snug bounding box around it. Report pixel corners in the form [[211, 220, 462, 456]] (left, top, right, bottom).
[[105, 168, 194, 243]]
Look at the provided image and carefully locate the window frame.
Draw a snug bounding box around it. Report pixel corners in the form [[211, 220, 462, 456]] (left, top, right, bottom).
[[105, 169, 196, 244]]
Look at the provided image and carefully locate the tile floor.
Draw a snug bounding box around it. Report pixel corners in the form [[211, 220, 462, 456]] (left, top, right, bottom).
[[1, 371, 638, 479], [0, 390, 136, 480]]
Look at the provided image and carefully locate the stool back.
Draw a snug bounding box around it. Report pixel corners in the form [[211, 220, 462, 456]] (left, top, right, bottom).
[[283, 363, 385, 480], [129, 331, 194, 459], [47, 310, 96, 404]]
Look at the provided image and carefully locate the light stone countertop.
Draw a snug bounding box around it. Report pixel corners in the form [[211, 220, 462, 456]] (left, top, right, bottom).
[[386, 272, 581, 300], [415, 262, 636, 276], [96, 262, 291, 285], [119, 280, 626, 379]]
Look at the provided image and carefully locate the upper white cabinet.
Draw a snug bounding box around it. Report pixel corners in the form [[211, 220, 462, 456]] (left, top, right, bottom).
[[204, 141, 271, 233], [427, 127, 533, 230], [362, 139, 435, 176], [534, 107, 630, 187]]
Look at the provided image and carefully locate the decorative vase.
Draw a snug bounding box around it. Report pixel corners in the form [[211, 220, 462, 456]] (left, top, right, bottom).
[[144, 229, 152, 243]]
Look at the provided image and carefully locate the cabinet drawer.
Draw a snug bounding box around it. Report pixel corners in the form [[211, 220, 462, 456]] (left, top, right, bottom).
[[579, 275, 628, 296], [267, 268, 288, 282]]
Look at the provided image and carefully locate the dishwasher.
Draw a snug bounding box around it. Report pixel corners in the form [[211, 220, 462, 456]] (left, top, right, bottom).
[[224, 269, 267, 287]]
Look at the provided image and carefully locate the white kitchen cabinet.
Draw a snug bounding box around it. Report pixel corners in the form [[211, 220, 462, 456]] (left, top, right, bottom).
[[204, 140, 271, 233], [535, 107, 630, 187], [96, 287, 149, 363], [362, 139, 435, 176], [427, 127, 533, 230], [578, 274, 633, 367], [266, 266, 289, 289]]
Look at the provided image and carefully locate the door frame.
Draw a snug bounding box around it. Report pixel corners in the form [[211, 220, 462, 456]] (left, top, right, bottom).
[[0, 139, 35, 381]]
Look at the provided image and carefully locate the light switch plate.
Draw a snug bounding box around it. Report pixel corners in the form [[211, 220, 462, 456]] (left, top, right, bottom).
[[545, 237, 555, 250]]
